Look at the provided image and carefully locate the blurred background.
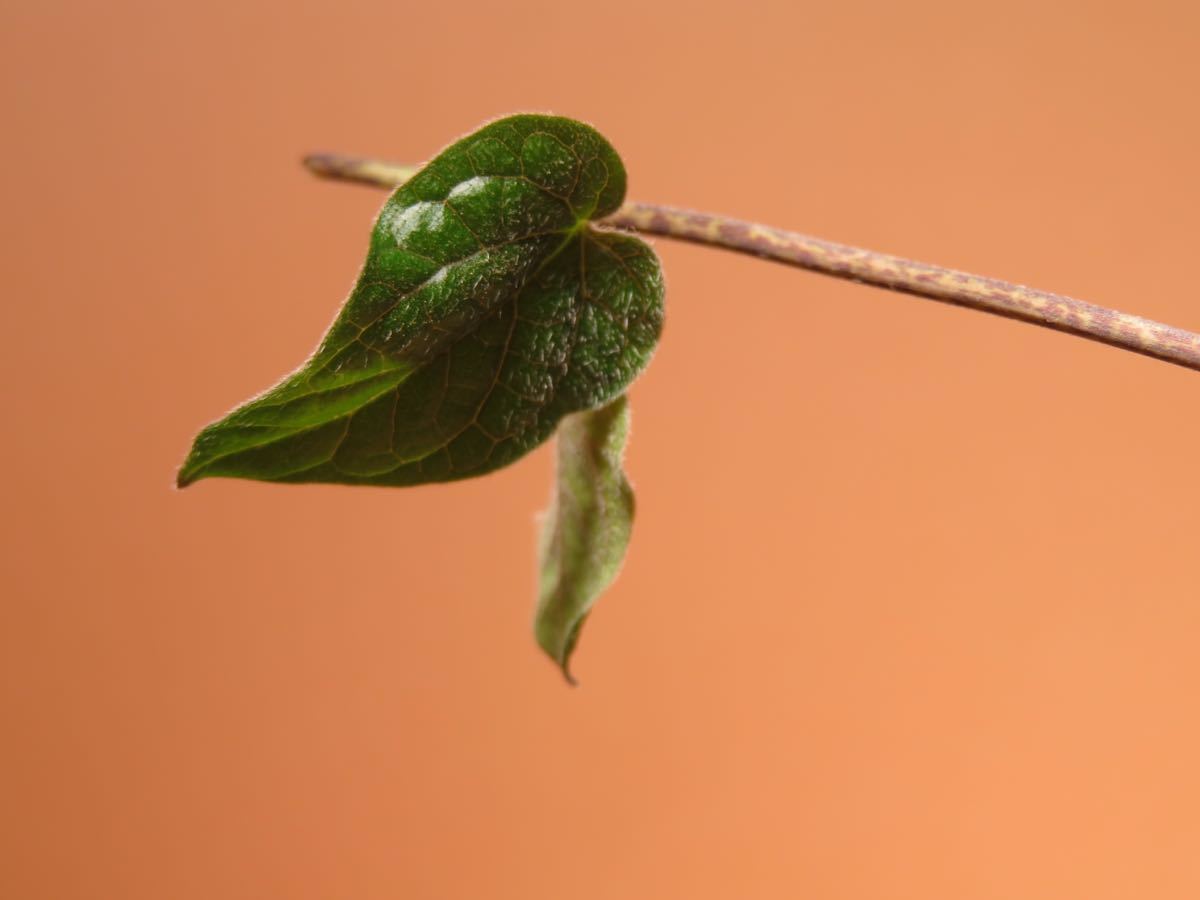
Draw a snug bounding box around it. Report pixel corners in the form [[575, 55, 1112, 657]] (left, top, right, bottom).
[[4, 1, 1199, 897]]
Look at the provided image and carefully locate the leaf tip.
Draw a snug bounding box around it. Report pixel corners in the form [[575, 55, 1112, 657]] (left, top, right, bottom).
[[560, 663, 579, 688], [535, 616, 585, 687], [175, 440, 211, 489]]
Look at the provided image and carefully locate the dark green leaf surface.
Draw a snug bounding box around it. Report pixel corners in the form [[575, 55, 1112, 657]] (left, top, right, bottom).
[[535, 395, 634, 682], [178, 115, 664, 488]]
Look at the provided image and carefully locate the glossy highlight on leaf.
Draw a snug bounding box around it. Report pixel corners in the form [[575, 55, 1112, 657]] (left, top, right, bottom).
[[178, 115, 664, 488], [535, 395, 634, 683]]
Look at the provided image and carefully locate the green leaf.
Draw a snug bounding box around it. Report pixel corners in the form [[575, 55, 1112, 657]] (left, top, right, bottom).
[[535, 394, 634, 683], [178, 115, 664, 488]]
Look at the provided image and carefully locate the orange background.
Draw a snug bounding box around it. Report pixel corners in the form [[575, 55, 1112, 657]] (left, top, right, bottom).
[[4, 1, 1200, 897]]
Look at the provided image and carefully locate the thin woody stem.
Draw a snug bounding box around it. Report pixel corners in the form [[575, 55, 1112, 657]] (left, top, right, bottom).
[[303, 152, 1200, 374]]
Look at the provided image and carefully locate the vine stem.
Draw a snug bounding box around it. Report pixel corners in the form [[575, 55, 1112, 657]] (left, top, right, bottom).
[[303, 152, 1200, 374]]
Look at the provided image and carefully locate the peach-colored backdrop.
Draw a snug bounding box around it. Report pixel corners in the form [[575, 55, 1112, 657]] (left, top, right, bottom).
[[4, 1, 1199, 897]]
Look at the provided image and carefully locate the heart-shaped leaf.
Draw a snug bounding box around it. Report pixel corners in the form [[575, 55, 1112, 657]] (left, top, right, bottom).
[[178, 115, 664, 488], [536, 394, 635, 682]]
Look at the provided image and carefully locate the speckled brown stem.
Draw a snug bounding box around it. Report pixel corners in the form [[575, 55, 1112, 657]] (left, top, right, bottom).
[[303, 152, 1200, 374]]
